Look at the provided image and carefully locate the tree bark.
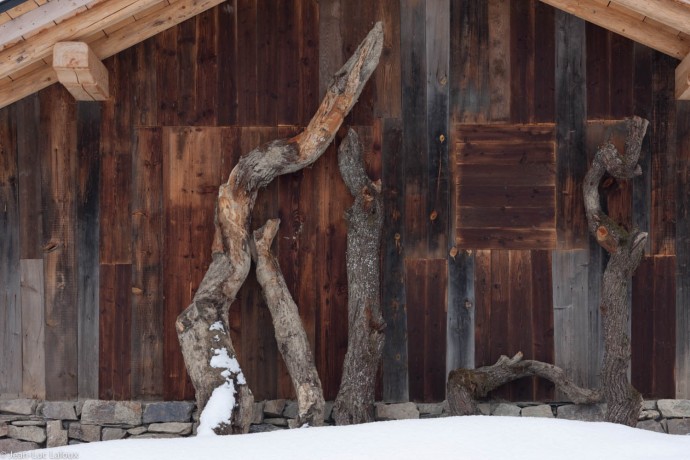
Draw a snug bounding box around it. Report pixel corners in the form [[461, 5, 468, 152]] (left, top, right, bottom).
[[252, 219, 325, 427], [332, 129, 385, 425], [583, 116, 649, 426], [175, 22, 384, 435], [447, 353, 602, 416]]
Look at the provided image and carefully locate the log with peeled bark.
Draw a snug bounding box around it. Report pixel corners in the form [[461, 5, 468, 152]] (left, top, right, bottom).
[[447, 353, 602, 416], [332, 129, 385, 425], [583, 116, 649, 426], [252, 219, 325, 427], [175, 22, 384, 435]]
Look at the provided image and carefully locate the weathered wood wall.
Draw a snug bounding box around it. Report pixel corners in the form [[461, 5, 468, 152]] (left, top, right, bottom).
[[0, 0, 688, 402]]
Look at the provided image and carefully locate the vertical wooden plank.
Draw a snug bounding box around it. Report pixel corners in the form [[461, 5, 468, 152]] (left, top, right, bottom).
[[632, 256, 654, 397], [488, 250, 510, 399], [195, 8, 219, 126], [401, 0, 428, 258], [650, 53, 677, 256], [450, 0, 489, 123], [277, 0, 300, 125], [510, 0, 535, 123], [406, 259, 426, 402], [297, 0, 319, 126], [155, 27, 179, 126], [426, 0, 450, 258], [163, 127, 222, 400], [676, 100, 690, 398], [531, 250, 554, 400], [255, 0, 277, 126], [447, 250, 474, 373], [216, 1, 238, 126], [473, 250, 492, 369], [0, 105, 21, 395], [425, 259, 447, 402], [131, 128, 163, 399], [375, 0, 402, 118], [652, 255, 676, 398], [176, 19, 198, 126], [555, 11, 587, 249], [99, 263, 132, 400], [610, 33, 634, 119], [20, 260, 45, 398], [585, 24, 610, 119], [133, 39, 158, 127], [381, 118, 408, 402], [76, 102, 101, 399], [318, 0, 342, 100], [508, 250, 533, 401], [15, 94, 42, 260], [487, 0, 510, 122], [533, 1, 555, 123], [236, 0, 257, 126]]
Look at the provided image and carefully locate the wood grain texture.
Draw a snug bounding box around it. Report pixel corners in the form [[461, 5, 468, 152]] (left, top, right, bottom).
[[131, 128, 163, 399], [99, 263, 131, 400], [0, 105, 21, 395], [675, 101, 690, 398], [510, 0, 535, 123], [39, 85, 78, 400], [531, 250, 554, 400], [380, 118, 409, 402], [555, 10, 587, 249], [20, 259, 45, 398], [487, 0, 510, 122], [76, 102, 100, 399], [447, 249, 475, 373]]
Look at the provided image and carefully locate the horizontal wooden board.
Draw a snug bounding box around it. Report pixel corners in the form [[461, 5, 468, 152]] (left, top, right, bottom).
[[456, 141, 555, 165], [458, 206, 555, 228], [457, 228, 556, 249], [454, 123, 555, 143], [458, 185, 555, 208], [457, 163, 556, 187]]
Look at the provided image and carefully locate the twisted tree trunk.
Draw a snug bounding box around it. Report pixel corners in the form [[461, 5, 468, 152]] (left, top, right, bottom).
[[252, 219, 325, 427], [332, 129, 385, 425], [583, 116, 649, 426], [447, 352, 601, 416], [175, 22, 384, 435]]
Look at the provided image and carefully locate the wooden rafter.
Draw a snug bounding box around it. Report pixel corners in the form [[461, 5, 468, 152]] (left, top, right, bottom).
[[0, 0, 225, 109], [610, 0, 690, 36], [538, 0, 690, 59], [53, 41, 109, 101], [676, 52, 690, 100]]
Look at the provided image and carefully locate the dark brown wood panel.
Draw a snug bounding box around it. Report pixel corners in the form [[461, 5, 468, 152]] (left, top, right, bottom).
[[99, 263, 132, 400], [508, 250, 533, 401], [216, 2, 238, 126], [586, 23, 611, 120], [195, 8, 219, 126], [677, 101, 690, 398], [457, 228, 556, 250], [458, 206, 554, 229], [487, 250, 510, 399], [458, 186, 554, 209], [131, 128, 164, 399], [473, 250, 492, 370], [39, 86, 78, 400], [510, 0, 535, 123], [406, 259, 447, 403], [457, 163, 555, 187], [456, 141, 555, 165], [530, 250, 554, 400], [455, 124, 555, 143]]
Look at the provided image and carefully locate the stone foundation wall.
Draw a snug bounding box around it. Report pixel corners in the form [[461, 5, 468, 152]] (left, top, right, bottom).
[[1, 398, 688, 453]]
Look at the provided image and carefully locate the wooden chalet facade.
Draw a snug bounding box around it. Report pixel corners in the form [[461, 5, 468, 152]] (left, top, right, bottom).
[[0, 0, 689, 404]]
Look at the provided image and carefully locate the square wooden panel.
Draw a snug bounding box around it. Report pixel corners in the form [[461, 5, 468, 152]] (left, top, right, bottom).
[[454, 124, 556, 249]]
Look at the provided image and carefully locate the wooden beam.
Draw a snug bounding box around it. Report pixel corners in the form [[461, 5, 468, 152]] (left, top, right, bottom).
[[0, 0, 105, 52], [0, 0, 162, 81], [539, 0, 690, 59], [53, 41, 109, 101], [0, 0, 225, 109], [676, 52, 690, 100], [611, 0, 690, 36]]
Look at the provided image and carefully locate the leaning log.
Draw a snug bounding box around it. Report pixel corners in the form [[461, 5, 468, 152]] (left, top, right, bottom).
[[447, 353, 601, 416], [332, 130, 385, 425], [252, 219, 325, 427], [175, 22, 384, 435], [583, 116, 649, 426]]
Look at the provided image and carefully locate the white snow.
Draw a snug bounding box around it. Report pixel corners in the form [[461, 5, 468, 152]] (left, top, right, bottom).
[[208, 321, 225, 333], [4, 416, 690, 460], [196, 380, 236, 437]]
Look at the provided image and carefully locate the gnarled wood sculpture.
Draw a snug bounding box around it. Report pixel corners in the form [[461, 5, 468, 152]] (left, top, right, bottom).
[[176, 22, 383, 435], [448, 116, 648, 427], [332, 129, 385, 425]]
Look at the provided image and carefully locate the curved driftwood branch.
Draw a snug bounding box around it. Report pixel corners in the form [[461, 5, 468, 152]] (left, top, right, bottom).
[[332, 129, 385, 425], [252, 219, 325, 427], [176, 22, 384, 435], [583, 116, 649, 426], [447, 353, 601, 416]]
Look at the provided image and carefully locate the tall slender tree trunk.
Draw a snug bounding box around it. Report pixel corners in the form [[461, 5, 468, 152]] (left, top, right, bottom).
[[332, 129, 385, 425], [175, 23, 384, 435]]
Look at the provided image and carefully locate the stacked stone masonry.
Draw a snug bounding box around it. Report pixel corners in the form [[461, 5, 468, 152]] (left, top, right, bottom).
[[0, 399, 688, 453]]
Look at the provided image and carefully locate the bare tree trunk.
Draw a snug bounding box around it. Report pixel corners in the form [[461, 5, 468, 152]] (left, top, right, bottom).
[[332, 129, 385, 425], [175, 23, 384, 435], [252, 219, 325, 427], [447, 353, 602, 416], [583, 116, 649, 426]]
